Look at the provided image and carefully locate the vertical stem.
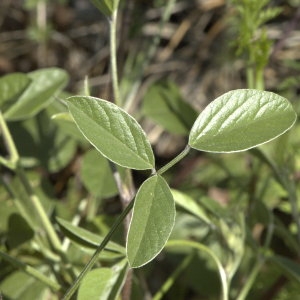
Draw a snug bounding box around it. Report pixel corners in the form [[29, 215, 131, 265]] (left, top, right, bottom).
[[255, 67, 264, 90], [108, 8, 135, 300], [0, 111, 19, 165], [236, 257, 264, 300], [36, 0, 47, 67], [246, 66, 254, 89], [109, 9, 121, 106], [286, 182, 300, 245]]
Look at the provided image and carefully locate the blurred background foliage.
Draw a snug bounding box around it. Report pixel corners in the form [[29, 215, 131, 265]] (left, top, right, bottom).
[[1, 0, 300, 299]]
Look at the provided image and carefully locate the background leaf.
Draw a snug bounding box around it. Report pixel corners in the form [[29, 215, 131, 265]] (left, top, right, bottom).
[[56, 217, 125, 254], [67, 96, 154, 170], [171, 189, 211, 224], [0, 73, 31, 109], [81, 149, 122, 198], [142, 80, 198, 135], [9, 109, 77, 172], [4, 68, 68, 121], [270, 255, 300, 283], [0, 271, 47, 300], [126, 175, 175, 268], [6, 213, 34, 249], [189, 89, 296, 153]]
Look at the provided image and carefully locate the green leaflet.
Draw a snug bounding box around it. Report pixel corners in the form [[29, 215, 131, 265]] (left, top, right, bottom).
[[0, 73, 31, 109], [189, 89, 296, 153], [126, 175, 175, 268], [66, 96, 155, 170]]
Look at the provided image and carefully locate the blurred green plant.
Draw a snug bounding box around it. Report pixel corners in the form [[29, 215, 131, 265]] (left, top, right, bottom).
[[230, 0, 282, 90]]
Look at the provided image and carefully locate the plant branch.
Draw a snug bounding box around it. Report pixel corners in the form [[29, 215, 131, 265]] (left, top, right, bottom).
[[109, 9, 121, 106], [157, 145, 191, 176], [62, 199, 135, 300], [16, 166, 63, 253], [236, 256, 264, 300], [0, 111, 19, 167], [0, 111, 63, 253], [108, 6, 135, 300]]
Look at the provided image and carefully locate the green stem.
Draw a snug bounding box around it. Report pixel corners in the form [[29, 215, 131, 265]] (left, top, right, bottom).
[[62, 199, 135, 300], [0, 175, 36, 230], [0, 250, 61, 291], [16, 165, 63, 253], [286, 182, 300, 245], [109, 9, 121, 106], [0, 111, 19, 166], [236, 256, 264, 300], [246, 67, 254, 89], [153, 251, 194, 300], [255, 67, 264, 90], [0, 111, 63, 252], [157, 145, 190, 176], [237, 212, 273, 300], [108, 8, 135, 300]]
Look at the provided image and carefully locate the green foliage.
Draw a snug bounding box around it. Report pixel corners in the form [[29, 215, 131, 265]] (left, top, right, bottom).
[[142, 80, 198, 135], [80, 149, 122, 198], [3, 68, 68, 121], [1, 1, 300, 300]]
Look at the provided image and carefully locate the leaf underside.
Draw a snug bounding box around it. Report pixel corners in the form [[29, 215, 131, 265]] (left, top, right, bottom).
[[126, 175, 175, 268]]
